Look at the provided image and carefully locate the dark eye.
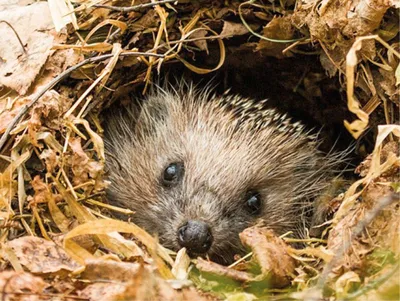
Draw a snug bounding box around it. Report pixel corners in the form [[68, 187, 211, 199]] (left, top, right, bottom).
[[162, 162, 184, 187], [245, 191, 261, 215]]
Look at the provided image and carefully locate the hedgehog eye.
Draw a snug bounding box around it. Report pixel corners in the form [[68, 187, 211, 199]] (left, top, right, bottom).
[[245, 191, 261, 215], [162, 162, 184, 187]]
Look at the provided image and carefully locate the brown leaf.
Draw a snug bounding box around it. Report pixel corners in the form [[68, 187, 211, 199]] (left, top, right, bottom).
[[0, 95, 30, 135], [79, 283, 127, 301], [220, 21, 250, 37], [256, 16, 294, 58], [239, 227, 296, 288], [0, 271, 48, 301], [81, 260, 146, 282], [69, 137, 103, 185], [30, 175, 62, 206], [6, 236, 81, 274], [130, 10, 159, 32], [31, 175, 52, 205], [190, 29, 208, 52], [79, 260, 205, 301], [0, 2, 55, 95], [114, 264, 158, 301], [28, 90, 64, 146], [40, 149, 58, 173], [115, 263, 207, 301], [196, 227, 296, 288]]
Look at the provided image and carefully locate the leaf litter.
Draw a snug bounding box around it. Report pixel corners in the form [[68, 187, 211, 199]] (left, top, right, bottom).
[[0, 0, 398, 300]]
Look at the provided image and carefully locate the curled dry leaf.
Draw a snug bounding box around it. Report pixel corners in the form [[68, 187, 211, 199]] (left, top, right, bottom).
[[68, 137, 103, 186], [31, 175, 61, 205], [63, 219, 172, 274], [29, 90, 64, 133], [326, 133, 399, 281], [0, 271, 48, 301], [239, 227, 296, 287], [39, 148, 58, 173], [334, 271, 361, 299], [171, 248, 191, 281], [197, 227, 296, 288], [5, 236, 81, 274]]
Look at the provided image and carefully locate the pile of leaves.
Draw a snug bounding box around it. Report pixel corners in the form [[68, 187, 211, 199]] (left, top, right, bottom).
[[0, 0, 398, 300]]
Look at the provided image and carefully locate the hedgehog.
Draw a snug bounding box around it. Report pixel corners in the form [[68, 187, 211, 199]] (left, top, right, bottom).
[[103, 84, 342, 263]]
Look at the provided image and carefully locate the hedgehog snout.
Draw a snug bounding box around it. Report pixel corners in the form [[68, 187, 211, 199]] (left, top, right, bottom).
[[177, 220, 213, 254]]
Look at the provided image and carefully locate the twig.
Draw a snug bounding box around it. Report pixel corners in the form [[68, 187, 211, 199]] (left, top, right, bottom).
[[0, 21, 27, 54], [314, 193, 400, 295], [0, 52, 165, 153], [93, 0, 176, 12]]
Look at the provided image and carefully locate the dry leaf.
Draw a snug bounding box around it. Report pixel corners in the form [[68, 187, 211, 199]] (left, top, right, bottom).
[[130, 9, 159, 32], [113, 264, 207, 301], [220, 21, 250, 37], [239, 227, 296, 287], [40, 149, 58, 173], [31, 175, 56, 205], [63, 219, 172, 268], [114, 264, 159, 301], [256, 16, 294, 57], [79, 283, 127, 301], [47, 0, 78, 32], [68, 137, 103, 185], [6, 236, 81, 274], [0, 2, 55, 95], [171, 248, 191, 281], [335, 271, 361, 299], [81, 260, 147, 282], [196, 227, 296, 288], [0, 271, 48, 301], [190, 29, 208, 52]]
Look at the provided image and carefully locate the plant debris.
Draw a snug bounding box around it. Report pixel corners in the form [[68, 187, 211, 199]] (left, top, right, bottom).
[[0, 0, 398, 300]]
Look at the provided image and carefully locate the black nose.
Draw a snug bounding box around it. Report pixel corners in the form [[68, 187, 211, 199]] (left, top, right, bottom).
[[177, 220, 213, 254]]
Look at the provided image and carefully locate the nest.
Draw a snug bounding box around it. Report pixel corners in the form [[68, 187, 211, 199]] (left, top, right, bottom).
[[0, 0, 398, 300]]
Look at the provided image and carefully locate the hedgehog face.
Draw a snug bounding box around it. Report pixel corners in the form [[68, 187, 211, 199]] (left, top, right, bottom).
[[104, 87, 334, 264]]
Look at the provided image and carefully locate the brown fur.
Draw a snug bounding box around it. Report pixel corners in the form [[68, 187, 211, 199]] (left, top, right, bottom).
[[103, 84, 342, 263]]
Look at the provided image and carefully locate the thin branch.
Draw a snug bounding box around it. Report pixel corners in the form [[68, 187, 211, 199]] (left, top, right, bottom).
[[93, 0, 176, 12], [0, 20, 27, 54], [0, 52, 165, 153]]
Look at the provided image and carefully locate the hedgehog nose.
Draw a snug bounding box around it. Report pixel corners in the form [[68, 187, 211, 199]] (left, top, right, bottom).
[[177, 220, 213, 254]]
